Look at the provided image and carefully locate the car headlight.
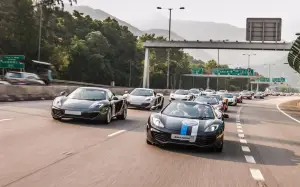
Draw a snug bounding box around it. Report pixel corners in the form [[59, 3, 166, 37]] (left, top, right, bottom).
[[204, 124, 219, 132], [89, 102, 104, 109], [151, 117, 164, 128], [53, 98, 62, 108]]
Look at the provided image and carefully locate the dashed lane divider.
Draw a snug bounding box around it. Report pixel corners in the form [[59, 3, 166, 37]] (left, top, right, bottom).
[[236, 107, 265, 183]]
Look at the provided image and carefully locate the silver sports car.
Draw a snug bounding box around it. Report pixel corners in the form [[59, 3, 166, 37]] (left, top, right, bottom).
[[124, 88, 164, 110]]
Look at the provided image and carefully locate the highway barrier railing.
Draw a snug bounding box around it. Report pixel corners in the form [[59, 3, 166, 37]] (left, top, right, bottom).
[[0, 83, 174, 102]]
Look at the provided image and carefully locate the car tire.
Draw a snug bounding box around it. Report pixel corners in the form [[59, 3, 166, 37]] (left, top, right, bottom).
[[146, 139, 152, 145], [214, 138, 223, 153], [117, 105, 127, 120], [104, 108, 112, 124], [158, 98, 164, 109]]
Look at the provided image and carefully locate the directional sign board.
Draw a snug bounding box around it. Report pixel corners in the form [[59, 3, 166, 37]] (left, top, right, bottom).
[[212, 68, 254, 76], [191, 68, 203, 75], [0, 55, 25, 69], [256, 77, 285, 82], [246, 18, 282, 42]]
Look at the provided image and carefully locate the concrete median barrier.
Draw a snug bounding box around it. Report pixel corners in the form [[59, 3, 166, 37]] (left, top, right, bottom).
[[0, 85, 174, 102]]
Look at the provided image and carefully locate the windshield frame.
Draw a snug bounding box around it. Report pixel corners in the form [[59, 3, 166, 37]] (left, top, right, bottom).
[[161, 102, 216, 119], [67, 88, 107, 101], [174, 90, 189, 95], [130, 88, 154, 97]]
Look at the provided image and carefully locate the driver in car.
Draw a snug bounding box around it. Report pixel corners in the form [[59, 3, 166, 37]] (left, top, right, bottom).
[[170, 103, 189, 116]]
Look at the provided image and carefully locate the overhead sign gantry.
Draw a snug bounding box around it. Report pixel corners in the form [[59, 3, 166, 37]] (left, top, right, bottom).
[[142, 18, 292, 88]]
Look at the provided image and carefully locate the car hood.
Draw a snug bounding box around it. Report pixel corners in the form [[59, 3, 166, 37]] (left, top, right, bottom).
[[61, 98, 104, 110], [156, 114, 218, 132], [128, 95, 153, 102]]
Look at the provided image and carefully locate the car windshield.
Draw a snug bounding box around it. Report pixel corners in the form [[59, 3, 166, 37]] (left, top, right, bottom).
[[130, 89, 153, 96], [68, 88, 107, 101], [222, 94, 234, 98], [211, 95, 222, 101], [205, 89, 213, 92], [163, 102, 215, 119], [195, 97, 218, 105], [175, 90, 189, 95], [6, 72, 23, 78], [232, 93, 240, 97], [189, 89, 200, 94]]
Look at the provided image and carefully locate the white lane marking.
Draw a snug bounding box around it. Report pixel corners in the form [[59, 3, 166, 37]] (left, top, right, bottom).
[[237, 125, 242, 129], [241, 146, 251, 152], [240, 139, 247, 144], [108, 130, 126, 137], [250, 168, 265, 181], [236, 120, 240, 123], [245, 155, 256, 164], [0, 119, 12, 122], [236, 122, 241, 125], [237, 129, 243, 133], [276, 102, 300, 124], [238, 134, 245, 138]]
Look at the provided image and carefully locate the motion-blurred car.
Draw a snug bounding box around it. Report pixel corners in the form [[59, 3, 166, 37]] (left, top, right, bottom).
[[124, 88, 164, 110], [146, 101, 227, 152], [240, 91, 252, 99], [51, 87, 127, 124], [0, 80, 10, 85], [202, 89, 215, 95], [169, 90, 194, 102], [221, 93, 237, 106], [254, 92, 264, 99], [4, 71, 45, 85], [216, 90, 228, 94], [189, 88, 202, 98], [232, 93, 242, 103], [280, 92, 286, 96]]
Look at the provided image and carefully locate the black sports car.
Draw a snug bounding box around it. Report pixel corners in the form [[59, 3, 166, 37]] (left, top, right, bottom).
[[146, 101, 226, 152], [51, 87, 127, 124]]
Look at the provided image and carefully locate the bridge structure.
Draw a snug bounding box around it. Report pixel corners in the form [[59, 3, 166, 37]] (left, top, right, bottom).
[[142, 40, 292, 88]]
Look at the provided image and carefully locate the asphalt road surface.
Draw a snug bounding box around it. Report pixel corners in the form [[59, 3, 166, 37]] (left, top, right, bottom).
[[1, 96, 300, 187]]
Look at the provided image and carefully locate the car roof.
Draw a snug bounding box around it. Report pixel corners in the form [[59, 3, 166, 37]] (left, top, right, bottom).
[[134, 88, 153, 91]]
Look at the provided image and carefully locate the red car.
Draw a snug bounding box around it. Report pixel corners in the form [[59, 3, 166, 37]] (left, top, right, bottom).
[[232, 93, 243, 103]]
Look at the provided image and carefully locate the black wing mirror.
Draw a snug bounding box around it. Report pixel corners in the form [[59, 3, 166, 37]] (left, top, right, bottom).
[[60, 91, 66, 96], [112, 96, 119, 100]]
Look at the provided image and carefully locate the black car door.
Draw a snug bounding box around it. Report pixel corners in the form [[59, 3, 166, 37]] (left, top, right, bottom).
[[107, 90, 122, 116]]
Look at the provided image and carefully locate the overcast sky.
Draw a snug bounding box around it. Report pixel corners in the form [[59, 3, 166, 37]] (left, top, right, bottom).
[[76, 0, 299, 40]]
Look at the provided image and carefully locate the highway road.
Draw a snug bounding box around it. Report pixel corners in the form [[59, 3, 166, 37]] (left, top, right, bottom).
[[1, 96, 300, 187]]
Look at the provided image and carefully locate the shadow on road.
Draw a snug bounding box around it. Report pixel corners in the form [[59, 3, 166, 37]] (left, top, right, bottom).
[[159, 139, 300, 166]]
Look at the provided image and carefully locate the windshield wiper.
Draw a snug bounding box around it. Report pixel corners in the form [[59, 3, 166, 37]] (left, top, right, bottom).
[[199, 116, 214, 120]]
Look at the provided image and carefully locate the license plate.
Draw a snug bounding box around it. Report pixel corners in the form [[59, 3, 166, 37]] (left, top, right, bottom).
[[65, 110, 81, 115], [171, 134, 191, 141]]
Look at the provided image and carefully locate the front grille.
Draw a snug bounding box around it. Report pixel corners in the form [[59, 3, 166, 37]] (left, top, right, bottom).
[[152, 131, 217, 146], [52, 108, 63, 116], [152, 131, 170, 142], [82, 112, 99, 119], [195, 135, 216, 146]]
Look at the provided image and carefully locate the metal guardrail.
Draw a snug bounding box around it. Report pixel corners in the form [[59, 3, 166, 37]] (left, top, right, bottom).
[[51, 79, 114, 88]]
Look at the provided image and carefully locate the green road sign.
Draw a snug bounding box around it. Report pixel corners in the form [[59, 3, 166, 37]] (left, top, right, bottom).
[[0, 55, 25, 69], [272, 77, 285, 82], [256, 77, 270, 82], [256, 77, 286, 82], [191, 68, 203, 74], [212, 68, 254, 76]]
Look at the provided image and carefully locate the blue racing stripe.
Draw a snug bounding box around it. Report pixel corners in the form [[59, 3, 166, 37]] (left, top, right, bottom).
[[180, 124, 188, 135]]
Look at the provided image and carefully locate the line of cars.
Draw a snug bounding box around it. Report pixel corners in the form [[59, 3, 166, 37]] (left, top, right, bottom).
[[50, 87, 230, 153]]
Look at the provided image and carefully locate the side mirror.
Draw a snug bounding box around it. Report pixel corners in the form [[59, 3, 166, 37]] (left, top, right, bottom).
[[60, 91, 66, 96], [157, 93, 163, 97], [113, 96, 119, 100], [223, 114, 229, 118]]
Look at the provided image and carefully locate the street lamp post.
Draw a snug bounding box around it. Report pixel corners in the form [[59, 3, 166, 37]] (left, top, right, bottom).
[[157, 6, 185, 89], [243, 53, 256, 90]]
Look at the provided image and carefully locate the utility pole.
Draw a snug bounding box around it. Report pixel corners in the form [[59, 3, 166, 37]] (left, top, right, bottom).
[[38, 1, 43, 61], [157, 6, 185, 89], [217, 49, 220, 90], [243, 53, 256, 90]]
